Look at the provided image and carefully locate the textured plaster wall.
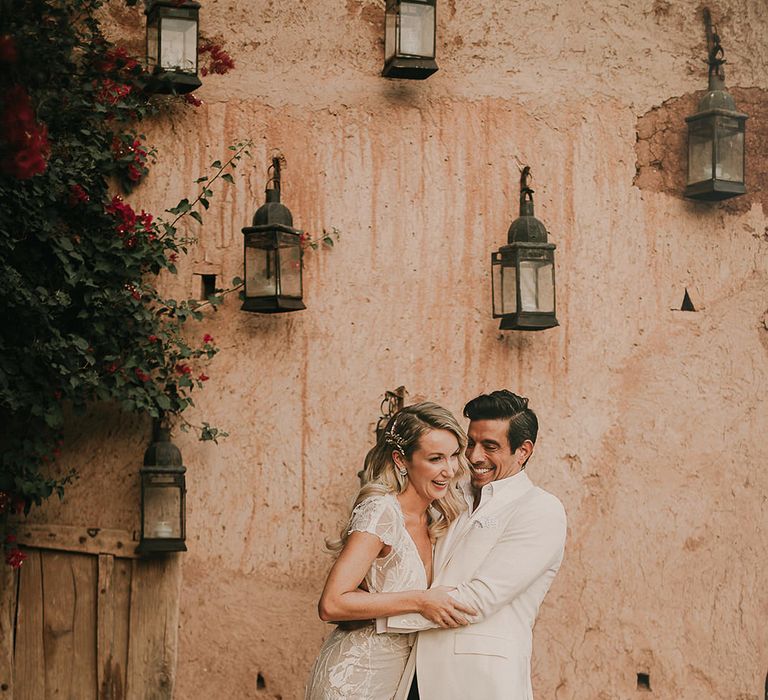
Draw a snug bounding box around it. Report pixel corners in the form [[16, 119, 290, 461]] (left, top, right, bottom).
[[30, 0, 768, 698]]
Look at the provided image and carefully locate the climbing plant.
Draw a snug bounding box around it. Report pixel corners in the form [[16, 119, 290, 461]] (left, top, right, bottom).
[[0, 0, 238, 566]]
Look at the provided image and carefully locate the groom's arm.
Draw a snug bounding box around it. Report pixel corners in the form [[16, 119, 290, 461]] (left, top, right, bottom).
[[382, 495, 566, 633]]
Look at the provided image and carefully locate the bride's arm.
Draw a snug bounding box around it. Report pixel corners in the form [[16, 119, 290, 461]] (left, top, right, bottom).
[[318, 531, 475, 627]]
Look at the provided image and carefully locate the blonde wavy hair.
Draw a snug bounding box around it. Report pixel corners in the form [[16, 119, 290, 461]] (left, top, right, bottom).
[[328, 402, 468, 552]]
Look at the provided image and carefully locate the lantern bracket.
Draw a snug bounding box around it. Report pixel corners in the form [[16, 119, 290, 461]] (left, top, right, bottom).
[[703, 9, 726, 80]]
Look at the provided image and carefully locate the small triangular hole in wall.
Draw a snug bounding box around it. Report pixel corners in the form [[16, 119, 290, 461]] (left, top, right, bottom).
[[681, 289, 696, 312]]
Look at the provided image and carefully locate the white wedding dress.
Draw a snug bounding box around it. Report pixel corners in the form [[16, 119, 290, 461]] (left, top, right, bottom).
[[305, 493, 429, 700]]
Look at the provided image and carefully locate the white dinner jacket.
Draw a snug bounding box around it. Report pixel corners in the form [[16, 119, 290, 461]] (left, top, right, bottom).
[[388, 470, 566, 700]]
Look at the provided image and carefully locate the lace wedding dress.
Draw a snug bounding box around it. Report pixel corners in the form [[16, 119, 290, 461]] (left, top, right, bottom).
[[305, 493, 428, 700]]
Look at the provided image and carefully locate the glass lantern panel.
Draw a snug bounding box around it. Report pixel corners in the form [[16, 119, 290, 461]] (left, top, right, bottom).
[[147, 20, 159, 69], [492, 256, 517, 316], [245, 242, 278, 298], [519, 259, 555, 313], [385, 3, 397, 61], [143, 477, 182, 538], [687, 120, 713, 184], [160, 17, 197, 72], [399, 2, 435, 58], [278, 234, 302, 298], [714, 117, 744, 182]]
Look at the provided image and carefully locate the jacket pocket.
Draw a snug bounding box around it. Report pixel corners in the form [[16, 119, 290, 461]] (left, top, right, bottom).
[[453, 632, 515, 658]]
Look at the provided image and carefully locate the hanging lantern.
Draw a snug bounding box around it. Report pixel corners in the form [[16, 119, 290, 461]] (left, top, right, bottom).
[[492, 167, 558, 331], [241, 157, 305, 313], [382, 0, 438, 80], [136, 425, 187, 555], [684, 16, 747, 201], [145, 0, 202, 95]]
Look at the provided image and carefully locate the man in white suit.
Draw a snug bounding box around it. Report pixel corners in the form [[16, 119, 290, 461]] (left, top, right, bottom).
[[383, 390, 567, 700]]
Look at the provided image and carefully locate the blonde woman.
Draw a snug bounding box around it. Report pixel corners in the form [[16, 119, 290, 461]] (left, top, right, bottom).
[[305, 402, 476, 700]]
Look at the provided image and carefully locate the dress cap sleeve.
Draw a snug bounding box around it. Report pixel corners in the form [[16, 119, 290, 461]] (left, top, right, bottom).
[[348, 495, 400, 547]]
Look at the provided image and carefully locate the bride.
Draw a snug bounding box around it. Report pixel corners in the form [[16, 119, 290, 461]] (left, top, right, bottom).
[[305, 402, 476, 700]]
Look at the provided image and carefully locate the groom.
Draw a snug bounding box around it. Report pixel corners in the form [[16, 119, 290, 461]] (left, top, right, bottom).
[[384, 390, 567, 700]]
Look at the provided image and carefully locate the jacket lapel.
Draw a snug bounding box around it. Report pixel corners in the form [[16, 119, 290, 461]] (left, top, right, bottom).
[[435, 472, 535, 578]]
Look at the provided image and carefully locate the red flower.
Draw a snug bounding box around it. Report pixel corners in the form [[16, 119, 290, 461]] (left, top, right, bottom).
[[199, 40, 235, 76], [203, 333, 214, 344], [175, 363, 192, 375], [106, 195, 137, 235], [183, 93, 203, 107], [134, 368, 151, 382], [5, 548, 27, 569], [0, 85, 50, 179], [106, 361, 119, 374], [127, 163, 142, 182], [68, 184, 90, 206], [168, 252, 178, 263], [95, 78, 132, 105], [198, 373, 209, 382], [98, 47, 139, 73], [148, 334, 159, 343], [124, 235, 137, 249], [0, 35, 18, 64], [138, 211, 153, 231]]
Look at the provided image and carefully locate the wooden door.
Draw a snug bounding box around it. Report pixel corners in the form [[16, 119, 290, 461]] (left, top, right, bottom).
[[0, 525, 181, 700]]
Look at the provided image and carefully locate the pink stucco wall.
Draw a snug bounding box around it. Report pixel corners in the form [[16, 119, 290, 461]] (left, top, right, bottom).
[[32, 0, 768, 697]]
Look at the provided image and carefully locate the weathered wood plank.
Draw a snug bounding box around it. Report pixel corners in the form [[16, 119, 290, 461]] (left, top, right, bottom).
[[0, 562, 18, 699], [97, 554, 130, 700], [42, 550, 98, 699], [97, 554, 115, 700], [13, 549, 44, 700], [15, 525, 137, 558], [126, 555, 182, 700], [111, 558, 132, 700]]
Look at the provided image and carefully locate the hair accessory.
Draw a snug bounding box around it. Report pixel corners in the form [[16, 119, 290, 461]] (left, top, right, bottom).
[[384, 415, 407, 454]]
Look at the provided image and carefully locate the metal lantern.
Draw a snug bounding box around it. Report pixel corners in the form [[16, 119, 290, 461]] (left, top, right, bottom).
[[136, 425, 187, 555], [684, 17, 747, 201], [145, 0, 202, 94], [241, 158, 305, 313], [382, 0, 438, 80], [492, 167, 558, 331]]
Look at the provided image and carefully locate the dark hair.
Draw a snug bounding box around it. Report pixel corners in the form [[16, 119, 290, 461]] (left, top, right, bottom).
[[463, 390, 538, 453]]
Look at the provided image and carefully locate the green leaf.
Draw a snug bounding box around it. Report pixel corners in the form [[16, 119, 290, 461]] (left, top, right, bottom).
[[189, 211, 203, 225], [221, 173, 234, 184], [210, 160, 222, 169]]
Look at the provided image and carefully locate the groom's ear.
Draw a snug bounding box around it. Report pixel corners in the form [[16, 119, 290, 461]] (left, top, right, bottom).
[[516, 439, 534, 463]]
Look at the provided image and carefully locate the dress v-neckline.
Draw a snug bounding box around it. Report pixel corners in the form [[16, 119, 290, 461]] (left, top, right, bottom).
[[392, 494, 433, 586]]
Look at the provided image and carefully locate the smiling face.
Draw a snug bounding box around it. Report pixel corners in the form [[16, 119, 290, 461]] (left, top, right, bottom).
[[466, 418, 528, 490], [396, 428, 461, 504]]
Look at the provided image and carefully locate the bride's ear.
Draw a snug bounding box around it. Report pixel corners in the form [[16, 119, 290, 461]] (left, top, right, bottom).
[[392, 450, 406, 470]]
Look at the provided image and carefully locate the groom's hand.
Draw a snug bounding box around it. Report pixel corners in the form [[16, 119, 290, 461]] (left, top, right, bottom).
[[419, 586, 478, 628]]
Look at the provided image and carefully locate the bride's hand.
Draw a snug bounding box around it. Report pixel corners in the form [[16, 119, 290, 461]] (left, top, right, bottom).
[[418, 586, 478, 628]]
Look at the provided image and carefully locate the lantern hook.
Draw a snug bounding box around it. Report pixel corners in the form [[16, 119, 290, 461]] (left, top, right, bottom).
[[266, 155, 286, 194], [520, 166, 534, 205], [703, 8, 726, 79]]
